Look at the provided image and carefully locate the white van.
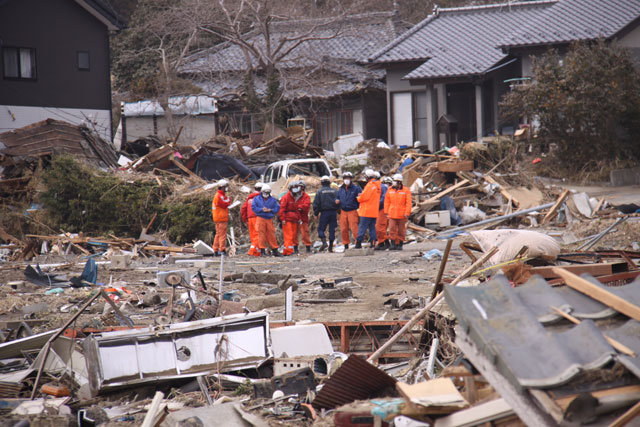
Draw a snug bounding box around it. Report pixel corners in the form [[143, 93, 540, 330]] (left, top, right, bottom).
[[261, 158, 332, 185]]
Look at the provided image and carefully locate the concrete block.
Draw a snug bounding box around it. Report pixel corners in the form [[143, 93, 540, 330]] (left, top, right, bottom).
[[610, 166, 640, 186], [109, 254, 131, 269], [343, 248, 374, 257], [194, 260, 215, 268], [318, 288, 353, 299], [194, 240, 215, 255], [424, 210, 451, 226], [245, 294, 284, 311], [242, 272, 289, 284]]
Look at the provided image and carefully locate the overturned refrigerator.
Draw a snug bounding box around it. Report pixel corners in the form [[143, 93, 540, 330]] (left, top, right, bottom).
[[83, 312, 271, 396]]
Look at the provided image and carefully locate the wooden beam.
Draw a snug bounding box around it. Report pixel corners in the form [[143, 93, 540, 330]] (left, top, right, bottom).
[[531, 262, 627, 280], [170, 156, 206, 183], [607, 400, 640, 427], [541, 189, 570, 224], [551, 267, 640, 321]]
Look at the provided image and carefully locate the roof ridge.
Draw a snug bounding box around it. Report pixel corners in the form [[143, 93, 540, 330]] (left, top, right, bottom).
[[366, 0, 557, 64], [437, 0, 557, 14], [366, 13, 439, 63]]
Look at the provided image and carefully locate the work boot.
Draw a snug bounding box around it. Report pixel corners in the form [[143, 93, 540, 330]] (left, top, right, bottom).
[[328, 241, 334, 253], [212, 251, 219, 257], [344, 243, 349, 250], [261, 248, 267, 256], [319, 238, 328, 252], [294, 246, 299, 254], [306, 246, 311, 253], [389, 241, 397, 250], [271, 248, 282, 257], [354, 240, 362, 249], [384, 240, 390, 249], [398, 241, 404, 250]]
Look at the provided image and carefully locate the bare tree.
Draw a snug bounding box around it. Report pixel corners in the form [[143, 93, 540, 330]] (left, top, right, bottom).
[[112, 0, 213, 138], [195, 0, 355, 126]]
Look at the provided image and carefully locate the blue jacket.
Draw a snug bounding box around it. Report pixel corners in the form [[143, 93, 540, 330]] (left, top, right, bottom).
[[251, 195, 280, 219], [379, 184, 388, 210], [336, 184, 362, 211]]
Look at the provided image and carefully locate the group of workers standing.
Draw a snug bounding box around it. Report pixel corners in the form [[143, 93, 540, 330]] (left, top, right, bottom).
[[210, 169, 412, 256]]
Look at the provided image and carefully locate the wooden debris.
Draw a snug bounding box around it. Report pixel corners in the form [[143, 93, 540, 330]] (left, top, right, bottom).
[[551, 267, 640, 321], [541, 189, 570, 224]]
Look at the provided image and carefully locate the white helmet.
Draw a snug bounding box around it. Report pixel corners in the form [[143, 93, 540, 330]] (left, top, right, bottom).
[[364, 169, 375, 178], [218, 179, 228, 187], [393, 173, 403, 182], [382, 176, 393, 184], [261, 184, 272, 193], [320, 175, 331, 182], [374, 171, 381, 179], [254, 182, 264, 190], [342, 171, 353, 178]]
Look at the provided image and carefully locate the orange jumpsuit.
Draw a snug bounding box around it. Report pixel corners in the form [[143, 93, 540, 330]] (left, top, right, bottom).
[[241, 192, 261, 256], [211, 189, 231, 252], [384, 185, 412, 244]]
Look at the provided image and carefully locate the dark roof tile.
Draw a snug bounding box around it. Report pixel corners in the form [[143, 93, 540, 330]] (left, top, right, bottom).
[[499, 0, 640, 48]]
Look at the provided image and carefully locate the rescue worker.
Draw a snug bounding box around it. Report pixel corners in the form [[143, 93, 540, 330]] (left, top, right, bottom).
[[335, 171, 362, 249], [251, 184, 282, 257], [313, 175, 338, 252], [211, 179, 231, 256], [384, 173, 412, 250], [296, 180, 312, 253], [375, 176, 393, 250], [241, 182, 263, 256], [279, 182, 303, 256], [355, 169, 381, 249]]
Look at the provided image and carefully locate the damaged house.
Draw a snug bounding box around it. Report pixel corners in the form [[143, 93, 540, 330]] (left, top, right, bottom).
[[366, 0, 640, 150], [0, 0, 124, 142], [179, 12, 406, 149]]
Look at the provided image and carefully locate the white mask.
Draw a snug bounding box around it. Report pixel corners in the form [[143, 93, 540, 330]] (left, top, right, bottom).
[[292, 187, 300, 193], [344, 179, 351, 185], [262, 192, 270, 198]]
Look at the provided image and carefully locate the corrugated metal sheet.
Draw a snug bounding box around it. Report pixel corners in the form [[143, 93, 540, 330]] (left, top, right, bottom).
[[312, 355, 397, 409]]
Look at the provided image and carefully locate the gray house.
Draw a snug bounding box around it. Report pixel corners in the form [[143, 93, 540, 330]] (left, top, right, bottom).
[[0, 0, 124, 141], [180, 12, 406, 149], [366, 0, 640, 151]]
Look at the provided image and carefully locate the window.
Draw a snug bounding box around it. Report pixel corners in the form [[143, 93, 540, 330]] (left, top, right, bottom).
[[3, 47, 36, 79], [77, 51, 90, 71], [314, 110, 354, 148], [287, 161, 330, 178]]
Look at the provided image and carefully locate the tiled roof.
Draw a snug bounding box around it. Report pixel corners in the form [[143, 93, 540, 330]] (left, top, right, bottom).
[[499, 0, 640, 49], [180, 12, 401, 100], [367, 1, 555, 80], [181, 12, 404, 74]]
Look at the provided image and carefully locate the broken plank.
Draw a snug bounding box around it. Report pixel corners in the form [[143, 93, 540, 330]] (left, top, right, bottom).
[[551, 267, 640, 321], [144, 245, 196, 253], [541, 189, 570, 224], [170, 156, 206, 183], [484, 175, 519, 208], [421, 179, 470, 206]]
